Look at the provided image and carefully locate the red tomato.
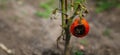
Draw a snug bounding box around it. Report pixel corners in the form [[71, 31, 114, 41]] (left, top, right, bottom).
[[70, 17, 89, 38]]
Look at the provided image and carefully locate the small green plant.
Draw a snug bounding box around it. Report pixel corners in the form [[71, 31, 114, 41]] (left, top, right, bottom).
[[35, 11, 50, 18], [35, 0, 55, 18], [95, 0, 120, 13], [74, 50, 84, 55]]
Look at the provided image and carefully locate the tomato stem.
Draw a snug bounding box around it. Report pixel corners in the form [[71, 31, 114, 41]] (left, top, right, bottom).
[[60, 0, 71, 55], [59, 0, 88, 55]]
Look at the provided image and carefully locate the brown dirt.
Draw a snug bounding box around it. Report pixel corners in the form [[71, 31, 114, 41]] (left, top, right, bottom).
[[0, 0, 120, 55]]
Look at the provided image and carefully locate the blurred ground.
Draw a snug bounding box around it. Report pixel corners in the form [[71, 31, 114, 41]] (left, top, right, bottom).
[[0, 0, 120, 55]]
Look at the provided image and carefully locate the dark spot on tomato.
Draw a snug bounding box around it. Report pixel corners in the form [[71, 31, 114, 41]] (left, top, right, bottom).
[[74, 24, 85, 36]]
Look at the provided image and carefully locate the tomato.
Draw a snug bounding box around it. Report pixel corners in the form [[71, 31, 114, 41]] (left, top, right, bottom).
[[70, 17, 89, 38]]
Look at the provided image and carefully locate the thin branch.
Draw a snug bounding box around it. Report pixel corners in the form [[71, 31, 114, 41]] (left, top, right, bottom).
[[70, 0, 74, 16], [60, 0, 65, 27], [0, 43, 15, 55]]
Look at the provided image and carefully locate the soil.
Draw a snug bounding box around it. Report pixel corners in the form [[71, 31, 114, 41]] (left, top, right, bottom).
[[0, 0, 120, 55]]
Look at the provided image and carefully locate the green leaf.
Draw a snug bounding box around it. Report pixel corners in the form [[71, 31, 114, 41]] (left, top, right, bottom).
[[75, 0, 85, 3], [38, 0, 55, 18], [74, 50, 84, 55], [35, 11, 50, 18]]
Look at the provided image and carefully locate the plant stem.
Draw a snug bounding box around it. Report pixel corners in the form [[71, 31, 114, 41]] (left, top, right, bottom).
[[64, 27, 71, 55], [59, 0, 87, 55], [60, 0, 71, 55], [60, 0, 65, 26], [70, 0, 74, 16], [64, 0, 72, 55]]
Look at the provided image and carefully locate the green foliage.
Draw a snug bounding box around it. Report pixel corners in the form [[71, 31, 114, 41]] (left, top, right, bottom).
[[95, 0, 120, 13], [35, 0, 55, 18], [72, 0, 86, 12], [0, 0, 8, 9], [75, 0, 86, 3], [35, 11, 50, 18], [74, 50, 84, 55], [0, 0, 7, 2], [96, 2, 112, 13], [117, 4, 120, 8]]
